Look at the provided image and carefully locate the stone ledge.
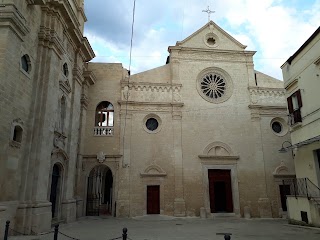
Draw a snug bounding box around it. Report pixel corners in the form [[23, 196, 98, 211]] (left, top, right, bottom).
[[198, 155, 239, 160]]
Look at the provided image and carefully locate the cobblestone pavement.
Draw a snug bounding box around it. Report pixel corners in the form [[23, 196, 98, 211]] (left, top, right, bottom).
[[7, 216, 320, 240]]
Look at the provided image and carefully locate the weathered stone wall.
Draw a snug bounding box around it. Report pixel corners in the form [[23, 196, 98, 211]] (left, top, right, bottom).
[[0, 0, 93, 235]]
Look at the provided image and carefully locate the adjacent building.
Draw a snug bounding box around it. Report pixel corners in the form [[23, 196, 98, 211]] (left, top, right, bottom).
[[281, 27, 320, 226]]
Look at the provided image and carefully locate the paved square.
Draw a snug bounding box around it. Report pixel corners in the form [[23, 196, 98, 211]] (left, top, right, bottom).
[[8, 216, 320, 240]]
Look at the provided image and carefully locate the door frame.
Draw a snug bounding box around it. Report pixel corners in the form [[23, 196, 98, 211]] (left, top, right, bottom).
[[142, 180, 165, 215], [202, 164, 240, 217], [208, 169, 233, 213]]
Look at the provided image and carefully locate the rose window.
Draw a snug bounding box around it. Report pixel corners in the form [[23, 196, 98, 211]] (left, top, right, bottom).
[[200, 73, 226, 99]]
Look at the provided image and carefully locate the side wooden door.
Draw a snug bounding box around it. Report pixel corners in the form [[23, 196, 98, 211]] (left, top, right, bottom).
[[147, 185, 160, 214]]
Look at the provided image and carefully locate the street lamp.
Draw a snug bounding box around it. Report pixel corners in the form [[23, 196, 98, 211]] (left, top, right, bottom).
[[279, 141, 295, 158], [279, 141, 292, 153]]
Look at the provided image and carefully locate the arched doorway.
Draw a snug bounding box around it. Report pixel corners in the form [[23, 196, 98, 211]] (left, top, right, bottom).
[[50, 164, 62, 219], [86, 165, 113, 216]]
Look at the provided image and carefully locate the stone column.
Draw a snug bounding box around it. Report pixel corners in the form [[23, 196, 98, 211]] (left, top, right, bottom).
[[172, 111, 186, 216]]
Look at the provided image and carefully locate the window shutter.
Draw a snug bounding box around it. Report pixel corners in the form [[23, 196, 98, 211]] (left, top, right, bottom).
[[296, 89, 303, 108], [287, 97, 293, 113]]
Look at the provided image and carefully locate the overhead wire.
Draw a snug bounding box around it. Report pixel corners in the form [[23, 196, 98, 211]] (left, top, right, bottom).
[[118, 0, 136, 218], [122, 0, 136, 153]]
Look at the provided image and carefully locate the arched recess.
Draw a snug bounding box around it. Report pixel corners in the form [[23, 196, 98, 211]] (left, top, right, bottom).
[[49, 149, 68, 221], [203, 141, 233, 156], [86, 165, 114, 216], [49, 163, 64, 220]]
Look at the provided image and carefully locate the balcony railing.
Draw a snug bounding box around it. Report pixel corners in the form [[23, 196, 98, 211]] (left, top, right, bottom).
[[93, 127, 114, 136], [283, 178, 320, 205], [288, 110, 302, 126]]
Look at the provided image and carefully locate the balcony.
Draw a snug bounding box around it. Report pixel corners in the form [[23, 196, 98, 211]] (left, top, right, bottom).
[[288, 110, 302, 126], [93, 127, 114, 136]]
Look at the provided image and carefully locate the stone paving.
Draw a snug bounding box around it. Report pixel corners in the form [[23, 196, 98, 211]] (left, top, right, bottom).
[[7, 216, 320, 240]]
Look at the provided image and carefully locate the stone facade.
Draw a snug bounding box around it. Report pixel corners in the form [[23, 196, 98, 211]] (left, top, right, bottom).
[[82, 22, 295, 220], [0, 0, 94, 235], [0, 1, 295, 235]]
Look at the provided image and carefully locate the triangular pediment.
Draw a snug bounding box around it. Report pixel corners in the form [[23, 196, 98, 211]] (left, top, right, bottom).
[[172, 21, 246, 51]]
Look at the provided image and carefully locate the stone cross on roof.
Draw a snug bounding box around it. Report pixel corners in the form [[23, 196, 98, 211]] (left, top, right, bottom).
[[202, 6, 215, 22]]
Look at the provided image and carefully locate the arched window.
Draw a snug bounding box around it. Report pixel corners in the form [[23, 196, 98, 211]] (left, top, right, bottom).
[[95, 102, 114, 127], [63, 63, 68, 77], [60, 96, 66, 132], [13, 125, 23, 143]]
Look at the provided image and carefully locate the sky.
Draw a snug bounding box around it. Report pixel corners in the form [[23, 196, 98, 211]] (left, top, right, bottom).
[[84, 0, 320, 80]]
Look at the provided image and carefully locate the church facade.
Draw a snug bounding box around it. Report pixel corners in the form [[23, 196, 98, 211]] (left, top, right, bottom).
[[0, 0, 295, 235], [81, 22, 295, 219]]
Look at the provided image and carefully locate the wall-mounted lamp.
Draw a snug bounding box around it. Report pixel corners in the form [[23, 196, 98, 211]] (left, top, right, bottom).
[[279, 141, 296, 158]]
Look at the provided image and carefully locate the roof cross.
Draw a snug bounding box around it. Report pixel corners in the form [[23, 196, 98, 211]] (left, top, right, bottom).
[[202, 6, 215, 22]]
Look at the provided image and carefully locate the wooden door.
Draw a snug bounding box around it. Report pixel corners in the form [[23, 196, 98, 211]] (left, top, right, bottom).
[[208, 169, 233, 213], [147, 185, 160, 214]]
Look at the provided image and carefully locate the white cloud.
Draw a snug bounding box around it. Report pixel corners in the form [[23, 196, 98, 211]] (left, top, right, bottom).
[[84, 0, 320, 79]]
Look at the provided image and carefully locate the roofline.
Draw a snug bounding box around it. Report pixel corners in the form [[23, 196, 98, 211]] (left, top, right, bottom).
[[284, 26, 320, 65]]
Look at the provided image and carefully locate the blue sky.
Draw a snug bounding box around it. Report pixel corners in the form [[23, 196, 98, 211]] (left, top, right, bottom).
[[84, 0, 320, 80]]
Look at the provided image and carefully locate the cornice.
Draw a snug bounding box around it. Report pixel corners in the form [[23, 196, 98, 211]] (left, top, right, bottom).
[[284, 78, 298, 90], [169, 46, 256, 56], [249, 87, 286, 96], [248, 104, 287, 111], [41, 2, 94, 62], [121, 81, 182, 92], [198, 155, 240, 160], [83, 70, 96, 85], [81, 37, 95, 62], [0, 4, 30, 40], [118, 100, 184, 107], [118, 101, 184, 108], [82, 154, 122, 159], [27, 0, 47, 5], [72, 67, 83, 86], [38, 25, 65, 57]]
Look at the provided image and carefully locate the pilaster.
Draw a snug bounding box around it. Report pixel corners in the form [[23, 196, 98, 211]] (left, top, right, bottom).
[[172, 111, 186, 216]]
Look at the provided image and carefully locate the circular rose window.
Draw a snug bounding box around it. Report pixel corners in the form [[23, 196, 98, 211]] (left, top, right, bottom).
[[197, 68, 233, 103], [200, 73, 226, 99]]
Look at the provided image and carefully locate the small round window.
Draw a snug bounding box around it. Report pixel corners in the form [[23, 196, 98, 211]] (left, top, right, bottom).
[[204, 33, 219, 48], [270, 118, 288, 136], [272, 122, 282, 133], [143, 114, 162, 134], [146, 118, 158, 131]]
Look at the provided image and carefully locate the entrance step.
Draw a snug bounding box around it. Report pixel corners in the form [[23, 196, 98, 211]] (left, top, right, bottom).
[[212, 213, 238, 219]]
